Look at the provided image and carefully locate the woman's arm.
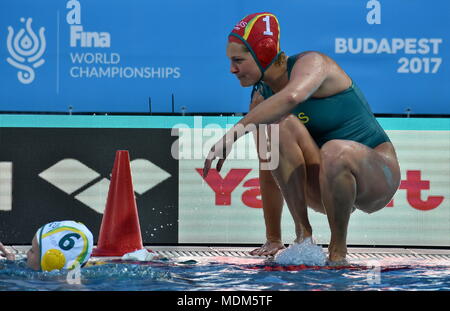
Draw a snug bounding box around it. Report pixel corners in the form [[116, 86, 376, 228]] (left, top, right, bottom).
[[237, 52, 328, 132], [204, 52, 329, 177]]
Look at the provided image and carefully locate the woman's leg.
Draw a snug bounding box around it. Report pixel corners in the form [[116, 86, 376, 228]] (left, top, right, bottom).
[[250, 168, 285, 256], [319, 140, 401, 262], [248, 94, 322, 255], [250, 124, 285, 256], [268, 115, 323, 243]]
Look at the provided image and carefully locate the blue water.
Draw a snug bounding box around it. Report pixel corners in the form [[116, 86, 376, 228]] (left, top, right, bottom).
[[1, 259, 450, 291]]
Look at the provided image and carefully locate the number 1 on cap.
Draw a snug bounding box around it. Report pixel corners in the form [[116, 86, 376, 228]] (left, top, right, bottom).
[[262, 15, 273, 36]]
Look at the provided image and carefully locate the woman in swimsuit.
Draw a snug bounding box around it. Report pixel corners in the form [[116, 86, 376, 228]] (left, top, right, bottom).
[[203, 12, 400, 263]]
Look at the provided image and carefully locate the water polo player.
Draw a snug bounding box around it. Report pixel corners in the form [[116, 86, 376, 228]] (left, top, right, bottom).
[[26, 220, 94, 271], [203, 12, 400, 263]]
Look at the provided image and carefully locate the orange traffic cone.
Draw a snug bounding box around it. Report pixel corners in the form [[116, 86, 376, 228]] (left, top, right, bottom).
[[92, 150, 144, 257]]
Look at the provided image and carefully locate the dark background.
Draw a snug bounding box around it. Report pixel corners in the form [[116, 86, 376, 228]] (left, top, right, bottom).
[[0, 127, 178, 244]]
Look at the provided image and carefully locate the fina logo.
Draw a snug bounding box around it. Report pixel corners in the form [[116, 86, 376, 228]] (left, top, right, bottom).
[[66, 0, 111, 48], [6, 17, 46, 84]]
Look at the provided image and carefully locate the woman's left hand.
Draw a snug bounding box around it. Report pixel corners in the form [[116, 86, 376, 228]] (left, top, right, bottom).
[[1, 250, 15, 261], [203, 134, 235, 178]]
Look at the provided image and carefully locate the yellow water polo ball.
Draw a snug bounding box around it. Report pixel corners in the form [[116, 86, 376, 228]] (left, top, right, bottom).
[[41, 249, 66, 271]]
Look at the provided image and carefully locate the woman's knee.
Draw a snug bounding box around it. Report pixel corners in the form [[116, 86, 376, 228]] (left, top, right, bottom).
[[320, 140, 358, 175], [277, 116, 319, 156], [357, 198, 390, 214], [275, 122, 305, 164]]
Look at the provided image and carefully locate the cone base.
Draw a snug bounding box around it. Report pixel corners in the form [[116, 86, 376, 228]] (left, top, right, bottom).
[[92, 246, 142, 257]]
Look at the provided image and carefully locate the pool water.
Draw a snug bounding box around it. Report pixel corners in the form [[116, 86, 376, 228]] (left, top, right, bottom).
[[1, 258, 450, 291]]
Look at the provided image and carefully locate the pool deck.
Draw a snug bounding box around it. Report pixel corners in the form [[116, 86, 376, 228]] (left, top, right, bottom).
[[4, 245, 450, 267]]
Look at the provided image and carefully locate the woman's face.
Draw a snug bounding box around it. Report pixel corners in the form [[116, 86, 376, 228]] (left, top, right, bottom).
[[226, 42, 261, 87], [26, 235, 40, 270]]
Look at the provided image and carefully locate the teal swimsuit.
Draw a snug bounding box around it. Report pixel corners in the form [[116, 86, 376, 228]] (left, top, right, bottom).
[[252, 54, 391, 148]]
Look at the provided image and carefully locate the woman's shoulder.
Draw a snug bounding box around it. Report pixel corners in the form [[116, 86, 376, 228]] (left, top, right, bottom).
[[289, 51, 348, 80], [287, 51, 330, 72], [288, 51, 352, 97], [289, 51, 330, 64], [286, 51, 328, 80]]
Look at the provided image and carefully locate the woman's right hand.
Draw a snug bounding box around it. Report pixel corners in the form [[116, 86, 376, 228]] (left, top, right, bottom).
[[249, 240, 285, 256]]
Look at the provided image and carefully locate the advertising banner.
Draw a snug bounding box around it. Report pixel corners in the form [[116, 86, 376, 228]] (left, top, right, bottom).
[[1, 115, 449, 247], [0, 0, 448, 114], [178, 121, 450, 247]]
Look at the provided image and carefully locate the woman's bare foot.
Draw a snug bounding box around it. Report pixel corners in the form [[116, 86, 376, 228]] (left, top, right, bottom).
[[293, 234, 313, 245], [326, 257, 349, 266], [327, 244, 348, 265], [250, 240, 285, 256]]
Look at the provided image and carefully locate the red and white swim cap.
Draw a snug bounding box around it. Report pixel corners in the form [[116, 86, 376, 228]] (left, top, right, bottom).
[[229, 12, 281, 73]]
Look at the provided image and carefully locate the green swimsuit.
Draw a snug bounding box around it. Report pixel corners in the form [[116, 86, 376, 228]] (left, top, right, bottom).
[[252, 54, 391, 148]]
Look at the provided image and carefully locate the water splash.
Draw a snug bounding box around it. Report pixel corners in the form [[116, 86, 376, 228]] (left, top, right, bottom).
[[274, 237, 327, 266]]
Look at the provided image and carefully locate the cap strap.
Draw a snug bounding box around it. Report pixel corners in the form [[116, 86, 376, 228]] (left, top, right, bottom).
[[38, 225, 45, 270]]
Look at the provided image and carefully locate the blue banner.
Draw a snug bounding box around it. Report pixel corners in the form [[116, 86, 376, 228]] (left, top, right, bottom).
[[0, 0, 448, 114]]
